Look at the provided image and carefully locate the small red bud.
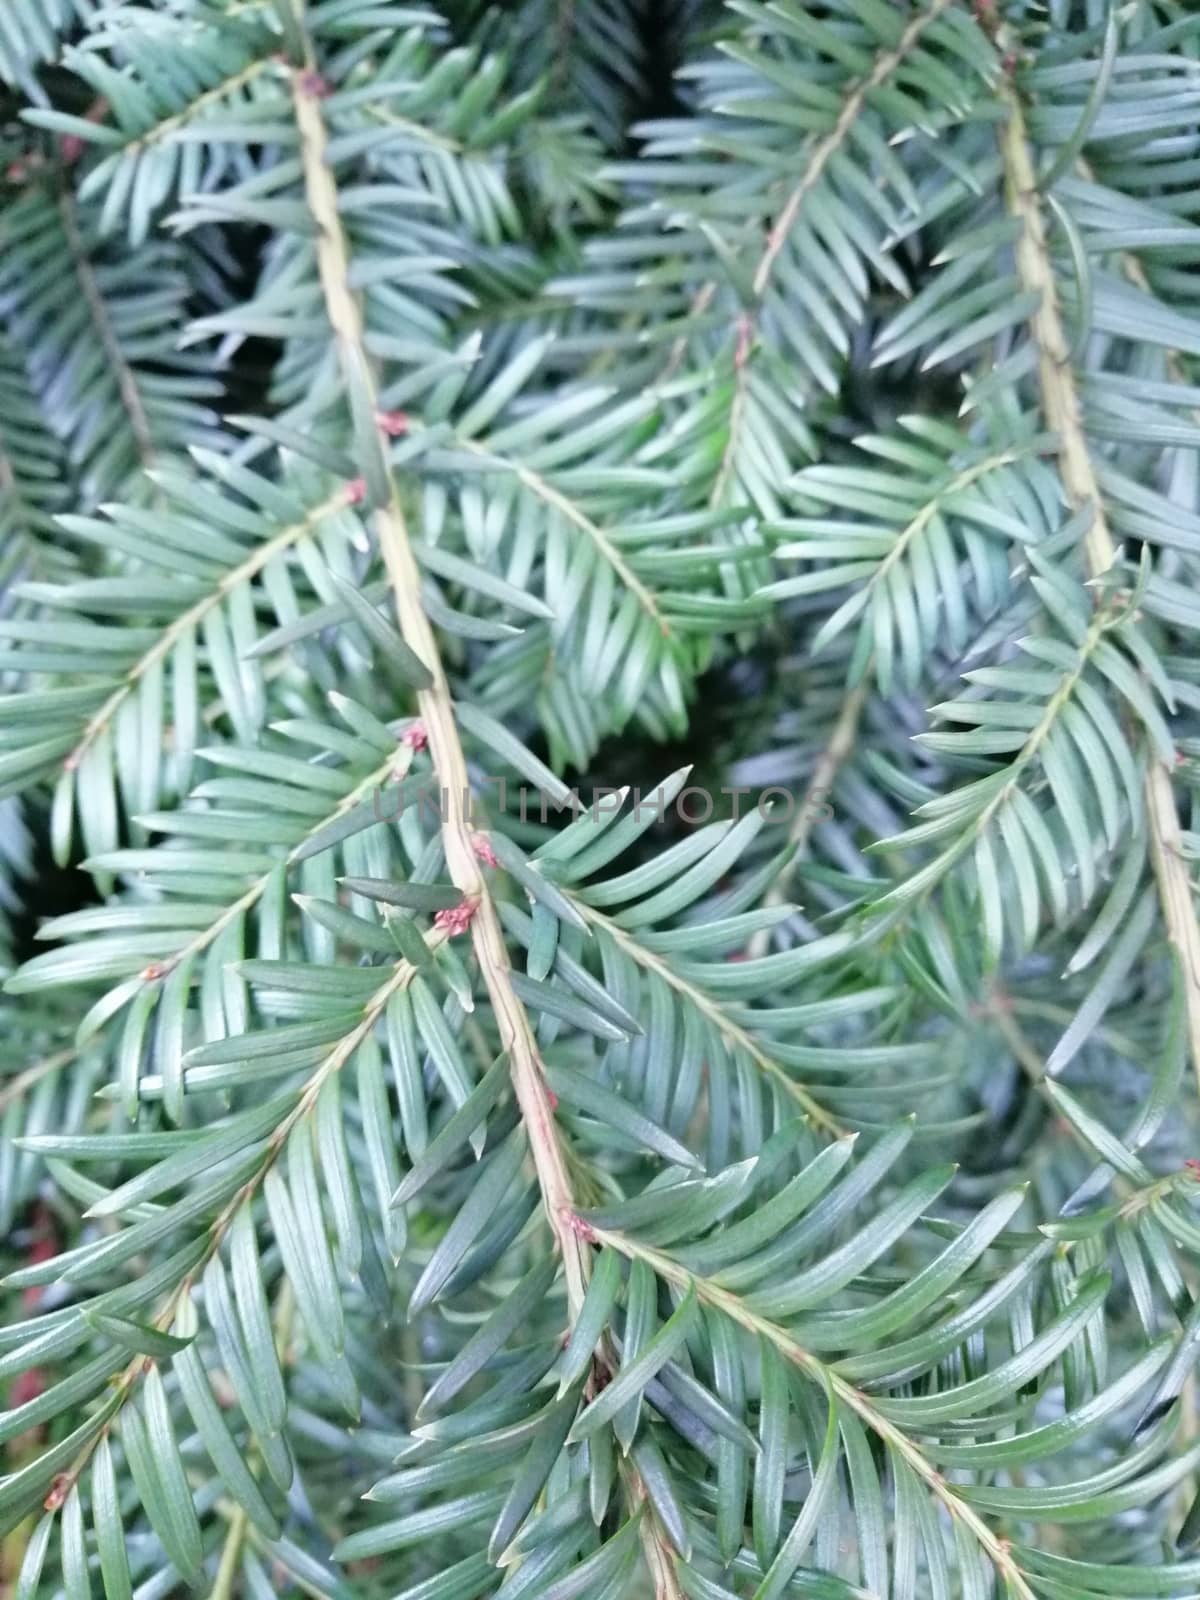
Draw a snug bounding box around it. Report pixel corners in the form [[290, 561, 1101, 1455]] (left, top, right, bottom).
[[376, 410, 409, 437], [44, 1474, 72, 1512], [345, 477, 367, 505], [401, 721, 428, 751], [471, 832, 498, 868], [434, 900, 476, 937]]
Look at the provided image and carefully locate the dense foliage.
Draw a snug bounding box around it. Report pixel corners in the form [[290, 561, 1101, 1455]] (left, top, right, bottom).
[[4, 1, 1200, 1595]]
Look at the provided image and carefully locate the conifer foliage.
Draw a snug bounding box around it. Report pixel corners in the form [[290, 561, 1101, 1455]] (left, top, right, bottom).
[[5, 1, 1200, 1595]]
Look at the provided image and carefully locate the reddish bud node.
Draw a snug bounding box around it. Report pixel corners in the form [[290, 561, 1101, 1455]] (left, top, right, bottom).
[[44, 1474, 72, 1512], [376, 410, 409, 436], [401, 721, 428, 751], [471, 832, 499, 868], [434, 899, 476, 937], [345, 477, 367, 505]]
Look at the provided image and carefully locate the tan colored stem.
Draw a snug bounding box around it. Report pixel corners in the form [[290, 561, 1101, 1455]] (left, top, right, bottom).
[[998, 74, 1200, 1092], [997, 85, 1114, 576], [294, 60, 691, 1577], [293, 65, 590, 1320], [209, 1507, 247, 1600]]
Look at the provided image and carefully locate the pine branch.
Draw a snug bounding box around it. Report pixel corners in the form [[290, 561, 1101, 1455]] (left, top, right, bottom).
[[589, 1220, 1040, 1600], [291, 46, 694, 1576], [112, 55, 279, 158], [126, 742, 412, 987], [995, 54, 1200, 1093], [32, 929, 444, 1515], [710, 0, 957, 507], [0, 1046, 75, 1116], [572, 896, 846, 1137], [455, 435, 671, 638], [6, 5, 1200, 1592], [62, 483, 356, 776], [57, 190, 157, 473], [996, 77, 1115, 578], [748, 676, 871, 960], [291, 19, 592, 1322]]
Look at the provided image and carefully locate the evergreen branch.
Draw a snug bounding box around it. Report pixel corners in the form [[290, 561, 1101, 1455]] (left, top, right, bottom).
[[711, 0, 956, 506], [57, 190, 156, 472], [291, 43, 592, 1322], [62, 483, 357, 775], [748, 675, 871, 959], [996, 74, 1115, 578], [0, 1046, 76, 1115], [138, 743, 413, 985], [7, 4, 1200, 1589], [116, 56, 280, 155], [876, 588, 1120, 907], [455, 436, 671, 637], [589, 1222, 1039, 1600], [870, 444, 1034, 600], [995, 60, 1200, 1092], [293, 52, 687, 1573], [37, 937, 440, 1514], [571, 898, 846, 1137], [751, 0, 954, 309]]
